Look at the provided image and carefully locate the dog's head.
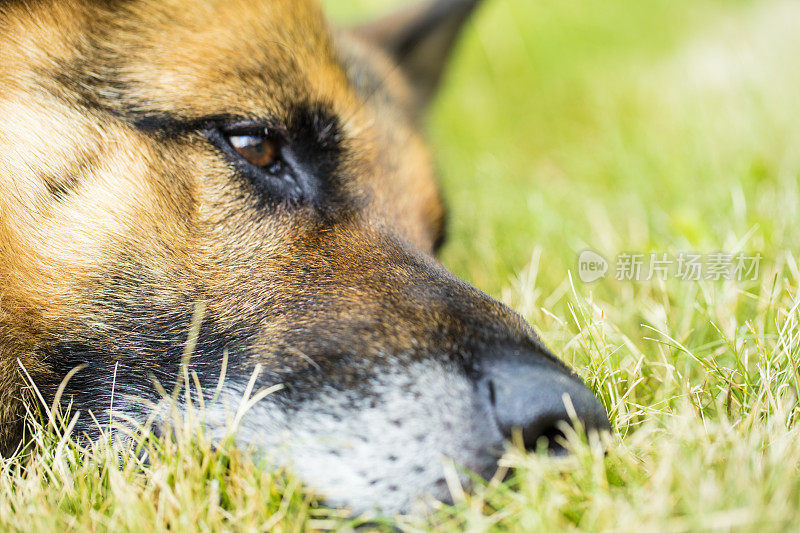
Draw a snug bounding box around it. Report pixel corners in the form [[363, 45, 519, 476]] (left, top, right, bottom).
[[0, 0, 610, 513]]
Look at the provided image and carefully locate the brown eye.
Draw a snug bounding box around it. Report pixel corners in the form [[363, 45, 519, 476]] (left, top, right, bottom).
[[228, 133, 277, 167]]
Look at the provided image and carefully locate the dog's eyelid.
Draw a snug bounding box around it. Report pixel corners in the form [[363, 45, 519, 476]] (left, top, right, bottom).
[[223, 123, 268, 137], [220, 118, 283, 137]]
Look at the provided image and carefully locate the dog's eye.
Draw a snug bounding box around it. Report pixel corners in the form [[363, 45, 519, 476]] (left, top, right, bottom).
[[211, 122, 308, 203], [227, 132, 277, 168]]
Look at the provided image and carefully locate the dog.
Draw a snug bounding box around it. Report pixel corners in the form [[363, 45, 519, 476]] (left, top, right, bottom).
[[0, 0, 610, 514]]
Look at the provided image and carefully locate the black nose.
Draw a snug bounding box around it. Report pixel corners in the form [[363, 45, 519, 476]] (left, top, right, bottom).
[[478, 349, 611, 453]]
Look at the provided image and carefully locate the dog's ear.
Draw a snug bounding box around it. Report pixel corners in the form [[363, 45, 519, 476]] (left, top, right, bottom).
[[356, 0, 481, 109]]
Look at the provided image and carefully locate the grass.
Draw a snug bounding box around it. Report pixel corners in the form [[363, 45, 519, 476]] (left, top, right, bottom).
[[4, 0, 800, 530]]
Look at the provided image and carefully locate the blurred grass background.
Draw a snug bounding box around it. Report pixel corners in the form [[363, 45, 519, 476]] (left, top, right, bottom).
[[327, 0, 770, 296], [4, 0, 800, 530]]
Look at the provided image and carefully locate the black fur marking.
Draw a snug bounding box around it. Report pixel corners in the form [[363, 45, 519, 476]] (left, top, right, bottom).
[[41, 149, 100, 200], [43, 174, 80, 201], [132, 114, 213, 136], [359, 0, 481, 109], [338, 47, 395, 109], [390, 1, 481, 63], [432, 197, 448, 254], [43, 28, 133, 120], [281, 104, 345, 206], [40, 299, 257, 434]]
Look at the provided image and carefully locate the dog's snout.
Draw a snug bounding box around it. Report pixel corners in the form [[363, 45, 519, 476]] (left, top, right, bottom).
[[478, 351, 611, 454]]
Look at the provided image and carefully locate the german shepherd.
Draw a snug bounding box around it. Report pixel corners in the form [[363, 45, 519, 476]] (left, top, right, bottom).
[[0, 0, 610, 514]]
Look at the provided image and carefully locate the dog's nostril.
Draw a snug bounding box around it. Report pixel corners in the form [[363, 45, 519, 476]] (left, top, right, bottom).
[[480, 351, 611, 453], [521, 422, 569, 456], [543, 426, 567, 451], [512, 425, 567, 456], [488, 379, 497, 407]]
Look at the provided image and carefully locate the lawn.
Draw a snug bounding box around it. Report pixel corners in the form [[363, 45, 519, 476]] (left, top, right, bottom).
[[4, 0, 800, 530]]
